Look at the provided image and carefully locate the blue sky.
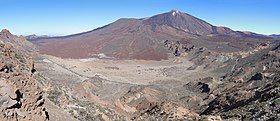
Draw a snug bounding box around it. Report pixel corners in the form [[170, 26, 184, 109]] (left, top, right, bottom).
[[0, 0, 279, 35]]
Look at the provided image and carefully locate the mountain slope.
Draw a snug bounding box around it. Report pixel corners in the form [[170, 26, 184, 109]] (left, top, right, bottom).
[[143, 10, 236, 36], [31, 10, 272, 60]]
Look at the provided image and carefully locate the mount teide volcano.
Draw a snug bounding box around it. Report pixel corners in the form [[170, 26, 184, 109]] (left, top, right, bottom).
[[32, 10, 271, 60]]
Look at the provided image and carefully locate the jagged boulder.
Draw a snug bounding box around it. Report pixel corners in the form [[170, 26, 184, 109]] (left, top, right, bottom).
[[200, 115, 222, 121], [197, 82, 210, 93], [249, 73, 263, 81]]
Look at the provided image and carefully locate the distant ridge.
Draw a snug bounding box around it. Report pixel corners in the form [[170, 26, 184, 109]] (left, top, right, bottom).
[[269, 34, 280, 38]]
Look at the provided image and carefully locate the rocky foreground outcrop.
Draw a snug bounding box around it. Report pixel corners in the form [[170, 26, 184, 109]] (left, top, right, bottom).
[[0, 30, 49, 121], [199, 42, 280, 120]]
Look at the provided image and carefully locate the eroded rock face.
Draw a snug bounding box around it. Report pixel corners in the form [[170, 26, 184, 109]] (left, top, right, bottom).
[[0, 30, 49, 121], [184, 77, 214, 94], [116, 86, 200, 120], [200, 43, 280, 120], [133, 101, 200, 121]]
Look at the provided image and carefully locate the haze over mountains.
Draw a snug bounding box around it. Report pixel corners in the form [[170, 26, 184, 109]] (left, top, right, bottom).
[[31, 10, 272, 60]]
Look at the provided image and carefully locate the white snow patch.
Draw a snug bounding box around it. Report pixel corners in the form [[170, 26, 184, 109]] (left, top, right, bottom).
[[172, 11, 176, 16], [172, 10, 180, 16]]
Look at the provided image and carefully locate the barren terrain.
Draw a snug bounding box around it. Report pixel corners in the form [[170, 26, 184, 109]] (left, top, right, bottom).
[[34, 53, 225, 118], [1, 9, 279, 121]]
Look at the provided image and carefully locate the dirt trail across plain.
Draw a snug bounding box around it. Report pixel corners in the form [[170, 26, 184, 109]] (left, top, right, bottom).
[[39, 54, 215, 86]]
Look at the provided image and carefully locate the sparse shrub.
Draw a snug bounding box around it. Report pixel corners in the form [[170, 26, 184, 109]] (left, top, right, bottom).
[[14, 53, 25, 63], [47, 89, 62, 105], [34, 73, 47, 85]]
